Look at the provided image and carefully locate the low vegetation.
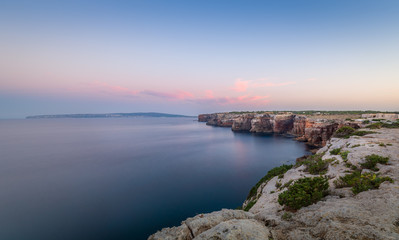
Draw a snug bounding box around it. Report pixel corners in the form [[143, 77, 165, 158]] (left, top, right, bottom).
[[329, 148, 349, 161], [340, 151, 350, 161], [334, 171, 393, 194], [330, 148, 341, 155], [278, 177, 329, 210], [246, 164, 293, 199], [281, 212, 292, 220], [244, 200, 257, 211], [366, 122, 399, 129], [297, 154, 332, 175], [333, 126, 375, 139], [333, 126, 356, 138], [351, 130, 375, 136], [360, 154, 389, 171]]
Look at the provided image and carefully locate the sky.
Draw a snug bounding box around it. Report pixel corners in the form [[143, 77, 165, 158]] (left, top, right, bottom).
[[1, 0, 399, 118]]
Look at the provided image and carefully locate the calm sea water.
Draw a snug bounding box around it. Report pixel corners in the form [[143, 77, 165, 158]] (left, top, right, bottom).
[[0, 118, 310, 240]]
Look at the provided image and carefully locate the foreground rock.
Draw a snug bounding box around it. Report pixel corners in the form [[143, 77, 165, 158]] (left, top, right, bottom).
[[149, 128, 399, 240], [148, 209, 257, 240]]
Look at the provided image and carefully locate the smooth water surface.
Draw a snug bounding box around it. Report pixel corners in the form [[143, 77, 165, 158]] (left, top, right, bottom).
[[0, 118, 310, 240]]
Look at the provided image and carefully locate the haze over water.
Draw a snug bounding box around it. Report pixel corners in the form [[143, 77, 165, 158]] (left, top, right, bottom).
[[0, 118, 310, 240]]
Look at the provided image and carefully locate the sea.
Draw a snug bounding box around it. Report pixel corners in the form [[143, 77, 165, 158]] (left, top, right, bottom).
[[0, 117, 310, 240]]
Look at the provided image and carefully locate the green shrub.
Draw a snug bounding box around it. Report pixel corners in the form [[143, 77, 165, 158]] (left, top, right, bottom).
[[362, 120, 370, 124], [246, 164, 293, 199], [281, 212, 292, 220], [244, 200, 257, 211], [339, 151, 350, 161], [352, 173, 393, 194], [351, 144, 361, 148], [381, 122, 399, 128], [366, 122, 383, 129], [300, 154, 330, 175], [330, 148, 341, 155], [335, 171, 393, 194], [379, 143, 386, 147], [333, 127, 375, 138], [334, 171, 361, 188], [351, 130, 375, 136], [360, 154, 389, 171], [278, 177, 329, 210], [333, 126, 355, 138]]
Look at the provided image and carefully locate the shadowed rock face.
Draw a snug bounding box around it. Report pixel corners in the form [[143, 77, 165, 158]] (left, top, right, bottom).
[[203, 113, 240, 127], [198, 114, 212, 122], [198, 113, 353, 147], [231, 114, 254, 131], [250, 114, 274, 133], [273, 114, 296, 133]]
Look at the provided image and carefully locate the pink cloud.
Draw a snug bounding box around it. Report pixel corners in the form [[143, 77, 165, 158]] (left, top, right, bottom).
[[205, 90, 215, 99], [190, 95, 269, 106], [69, 81, 269, 106], [231, 79, 250, 92], [140, 90, 194, 100]]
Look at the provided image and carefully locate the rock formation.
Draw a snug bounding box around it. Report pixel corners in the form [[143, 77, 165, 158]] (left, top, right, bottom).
[[149, 126, 399, 240], [198, 112, 360, 147]]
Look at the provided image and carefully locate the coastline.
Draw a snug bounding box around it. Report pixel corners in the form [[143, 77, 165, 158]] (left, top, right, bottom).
[[149, 113, 399, 240]]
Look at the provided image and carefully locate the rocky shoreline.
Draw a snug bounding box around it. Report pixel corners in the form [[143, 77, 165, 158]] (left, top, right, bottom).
[[199, 112, 359, 147], [149, 113, 399, 240]]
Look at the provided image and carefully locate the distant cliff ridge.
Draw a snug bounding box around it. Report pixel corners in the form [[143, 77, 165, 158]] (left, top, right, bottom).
[[26, 112, 195, 119], [198, 112, 360, 147]]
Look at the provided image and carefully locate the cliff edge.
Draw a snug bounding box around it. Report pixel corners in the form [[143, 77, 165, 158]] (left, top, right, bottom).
[[149, 114, 399, 240]]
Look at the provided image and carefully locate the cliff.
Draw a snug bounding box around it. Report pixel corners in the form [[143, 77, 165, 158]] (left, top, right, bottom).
[[149, 123, 399, 240], [199, 113, 359, 147]]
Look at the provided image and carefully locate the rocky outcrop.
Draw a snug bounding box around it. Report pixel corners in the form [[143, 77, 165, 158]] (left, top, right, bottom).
[[199, 113, 359, 147], [273, 114, 296, 133], [302, 121, 339, 146], [198, 114, 212, 122], [231, 114, 254, 131], [249, 114, 274, 133], [150, 128, 399, 240], [203, 113, 242, 127], [149, 209, 256, 240]]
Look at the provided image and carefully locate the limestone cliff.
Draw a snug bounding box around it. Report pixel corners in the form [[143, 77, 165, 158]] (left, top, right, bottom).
[[199, 112, 359, 147], [149, 126, 399, 240]]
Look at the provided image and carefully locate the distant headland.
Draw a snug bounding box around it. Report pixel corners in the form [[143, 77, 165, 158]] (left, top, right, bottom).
[[26, 112, 195, 119]]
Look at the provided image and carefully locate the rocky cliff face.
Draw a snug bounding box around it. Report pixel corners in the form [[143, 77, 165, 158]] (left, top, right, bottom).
[[149, 128, 399, 240], [231, 114, 254, 131], [203, 113, 241, 127], [198, 113, 356, 147]]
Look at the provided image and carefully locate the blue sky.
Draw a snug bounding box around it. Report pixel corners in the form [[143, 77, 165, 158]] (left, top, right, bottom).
[[1, 0, 399, 118]]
